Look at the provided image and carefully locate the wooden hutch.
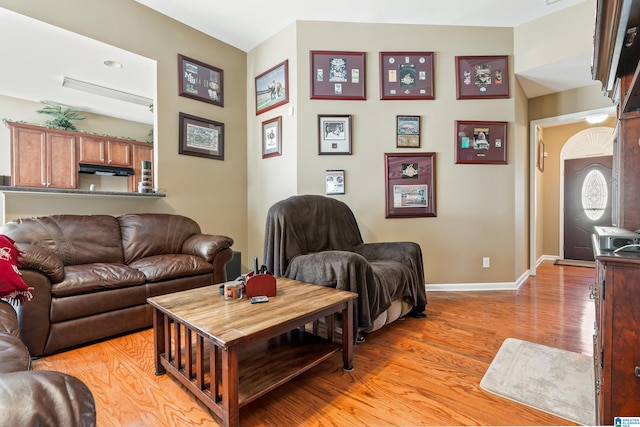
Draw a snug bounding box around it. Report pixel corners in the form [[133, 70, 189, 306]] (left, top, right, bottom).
[[592, 0, 640, 424]]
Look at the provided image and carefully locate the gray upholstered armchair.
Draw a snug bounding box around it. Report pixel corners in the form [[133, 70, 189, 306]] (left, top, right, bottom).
[[263, 195, 427, 338]]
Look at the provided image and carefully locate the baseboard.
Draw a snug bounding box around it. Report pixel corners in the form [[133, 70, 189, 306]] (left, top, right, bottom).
[[425, 270, 530, 292]]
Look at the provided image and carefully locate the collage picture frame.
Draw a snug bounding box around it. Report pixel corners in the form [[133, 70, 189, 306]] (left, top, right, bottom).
[[384, 152, 436, 218], [310, 51, 366, 100], [178, 54, 224, 107]]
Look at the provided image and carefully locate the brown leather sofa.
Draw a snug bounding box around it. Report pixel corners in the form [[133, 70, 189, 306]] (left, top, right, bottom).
[[0, 213, 234, 357], [0, 300, 96, 426]]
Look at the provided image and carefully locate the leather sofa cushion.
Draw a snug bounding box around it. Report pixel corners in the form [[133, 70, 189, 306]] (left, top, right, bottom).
[[129, 254, 213, 283], [52, 263, 146, 297], [0, 215, 124, 266], [0, 301, 19, 337], [0, 334, 31, 373], [119, 214, 201, 264], [50, 286, 148, 323]]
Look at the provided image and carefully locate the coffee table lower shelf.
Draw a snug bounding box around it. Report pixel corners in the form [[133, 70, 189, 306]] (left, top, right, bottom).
[[159, 330, 340, 409]]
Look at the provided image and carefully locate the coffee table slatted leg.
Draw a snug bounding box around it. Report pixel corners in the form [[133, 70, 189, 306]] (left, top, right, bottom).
[[152, 309, 166, 376], [210, 344, 222, 401], [174, 321, 182, 371], [221, 347, 240, 427], [342, 300, 354, 371], [195, 336, 205, 389], [164, 316, 172, 366], [185, 328, 193, 379]]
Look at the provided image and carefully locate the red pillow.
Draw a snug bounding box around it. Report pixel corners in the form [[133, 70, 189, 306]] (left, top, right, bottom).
[[0, 235, 33, 305]]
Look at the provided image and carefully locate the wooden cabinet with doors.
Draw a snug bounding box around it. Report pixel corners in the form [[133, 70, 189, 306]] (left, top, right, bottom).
[[130, 142, 154, 192], [593, 0, 640, 231], [592, 239, 640, 425], [8, 121, 77, 189], [78, 135, 132, 167]]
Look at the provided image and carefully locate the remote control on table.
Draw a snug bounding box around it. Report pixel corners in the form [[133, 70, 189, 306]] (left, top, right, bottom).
[[250, 296, 269, 304]]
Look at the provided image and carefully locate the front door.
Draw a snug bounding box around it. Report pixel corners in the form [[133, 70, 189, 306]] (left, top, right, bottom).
[[564, 156, 613, 261]]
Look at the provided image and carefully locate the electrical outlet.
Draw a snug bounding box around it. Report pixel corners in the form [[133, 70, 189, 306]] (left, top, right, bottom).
[[483, 257, 490, 268]]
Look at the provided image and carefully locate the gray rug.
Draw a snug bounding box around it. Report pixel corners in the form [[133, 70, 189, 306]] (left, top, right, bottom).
[[480, 338, 595, 425]]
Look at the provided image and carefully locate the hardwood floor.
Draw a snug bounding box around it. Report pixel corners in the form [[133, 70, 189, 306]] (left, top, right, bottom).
[[33, 261, 595, 426]]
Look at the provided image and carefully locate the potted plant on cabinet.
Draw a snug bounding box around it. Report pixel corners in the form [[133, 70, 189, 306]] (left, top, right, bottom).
[[36, 101, 84, 131]]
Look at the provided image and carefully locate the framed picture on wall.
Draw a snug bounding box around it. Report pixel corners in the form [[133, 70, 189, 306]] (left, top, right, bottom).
[[384, 152, 437, 218], [310, 51, 366, 100], [255, 60, 289, 115], [262, 116, 282, 158], [178, 54, 224, 107], [326, 169, 345, 195], [396, 115, 420, 148], [455, 120, 507, 164], [380, 52, 434, 100], [318, 114, 352, 155], [537, 140, 545, 172], [178, 112, 224, 160], [455, 55, 509, 100]]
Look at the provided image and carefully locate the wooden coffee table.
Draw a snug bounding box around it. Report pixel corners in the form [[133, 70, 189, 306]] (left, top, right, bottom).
[[147, 277, 357, 427]]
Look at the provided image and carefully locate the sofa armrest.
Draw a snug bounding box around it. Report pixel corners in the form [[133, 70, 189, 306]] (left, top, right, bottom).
[[0, 370, 96, 427], [182, 234, 234, 262], [15, 243, 64, 283], [13, 269, 53, 357]]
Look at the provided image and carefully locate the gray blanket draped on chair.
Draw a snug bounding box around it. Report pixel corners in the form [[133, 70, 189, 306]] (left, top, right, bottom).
[[263, 195, 427, 329]]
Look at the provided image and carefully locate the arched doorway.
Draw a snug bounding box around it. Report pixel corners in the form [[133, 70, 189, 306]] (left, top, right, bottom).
[[559, 127, 614, 261]]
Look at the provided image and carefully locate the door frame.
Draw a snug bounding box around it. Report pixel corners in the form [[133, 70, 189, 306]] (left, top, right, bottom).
[[528, 106, 615, 275], [559, 131, 613, 261]]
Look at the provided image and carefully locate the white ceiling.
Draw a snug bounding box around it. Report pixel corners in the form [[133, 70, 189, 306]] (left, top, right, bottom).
[[0, 0, 594, 125]]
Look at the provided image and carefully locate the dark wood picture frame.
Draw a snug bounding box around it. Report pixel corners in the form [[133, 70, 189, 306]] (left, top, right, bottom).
[[455, 55, 509, 100], [455, 120, 507, 165], [396, 115, 421, 148], [384, 152, 436, 218], [255, 60, 289, 115], [325, 169, 345, 195], [262, 116, 282, 159], [310, 51, 366, 100], [318, 114, 352, 155], [178, 54, 224, 107], [380, 52, 434, 100], [179, 112, 224, 160]]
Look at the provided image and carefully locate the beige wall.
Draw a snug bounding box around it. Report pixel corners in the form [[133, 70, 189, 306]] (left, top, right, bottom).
[[248, 21, 524, 285], [0, 0, 249, 269]]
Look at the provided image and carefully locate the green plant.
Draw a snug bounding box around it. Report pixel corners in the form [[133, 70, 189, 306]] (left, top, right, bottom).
[[36, 101, 85, 131]]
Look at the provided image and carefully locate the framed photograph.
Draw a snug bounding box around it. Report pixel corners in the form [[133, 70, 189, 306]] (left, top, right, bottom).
[[318, 114, 352, 155], [384, 152, 436, 218], [178, 112, 224, 160], [178, 54, 223, 107], [380, 52, 434, 100], [310, 51, 366, 100], [396, 115, 421, 148], [326, 169, 345, 195], [537, 140, 545, 172], [455, 120, 507, 165], [255, 60, 289, 115], [455, 55, 509, 100], [262, 116, 282, 159]]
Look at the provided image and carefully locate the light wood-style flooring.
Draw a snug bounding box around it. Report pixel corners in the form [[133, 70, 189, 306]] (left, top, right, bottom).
[[33, 261, 595, 426]]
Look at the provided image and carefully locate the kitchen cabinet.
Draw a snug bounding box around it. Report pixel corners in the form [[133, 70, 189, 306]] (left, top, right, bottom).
[[8, 122, 77, 189], [78, 135, 132, 167], [130, 142, 154, 192]]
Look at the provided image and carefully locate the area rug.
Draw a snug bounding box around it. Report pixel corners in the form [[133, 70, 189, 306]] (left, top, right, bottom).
[[480, 338, 595, 425]]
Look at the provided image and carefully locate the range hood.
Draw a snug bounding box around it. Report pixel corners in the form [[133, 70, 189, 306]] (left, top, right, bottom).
[[78, 163, 134, 176]]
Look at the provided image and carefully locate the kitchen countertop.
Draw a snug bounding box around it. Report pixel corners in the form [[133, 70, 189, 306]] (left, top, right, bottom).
[[0, 186, 166, 198]]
